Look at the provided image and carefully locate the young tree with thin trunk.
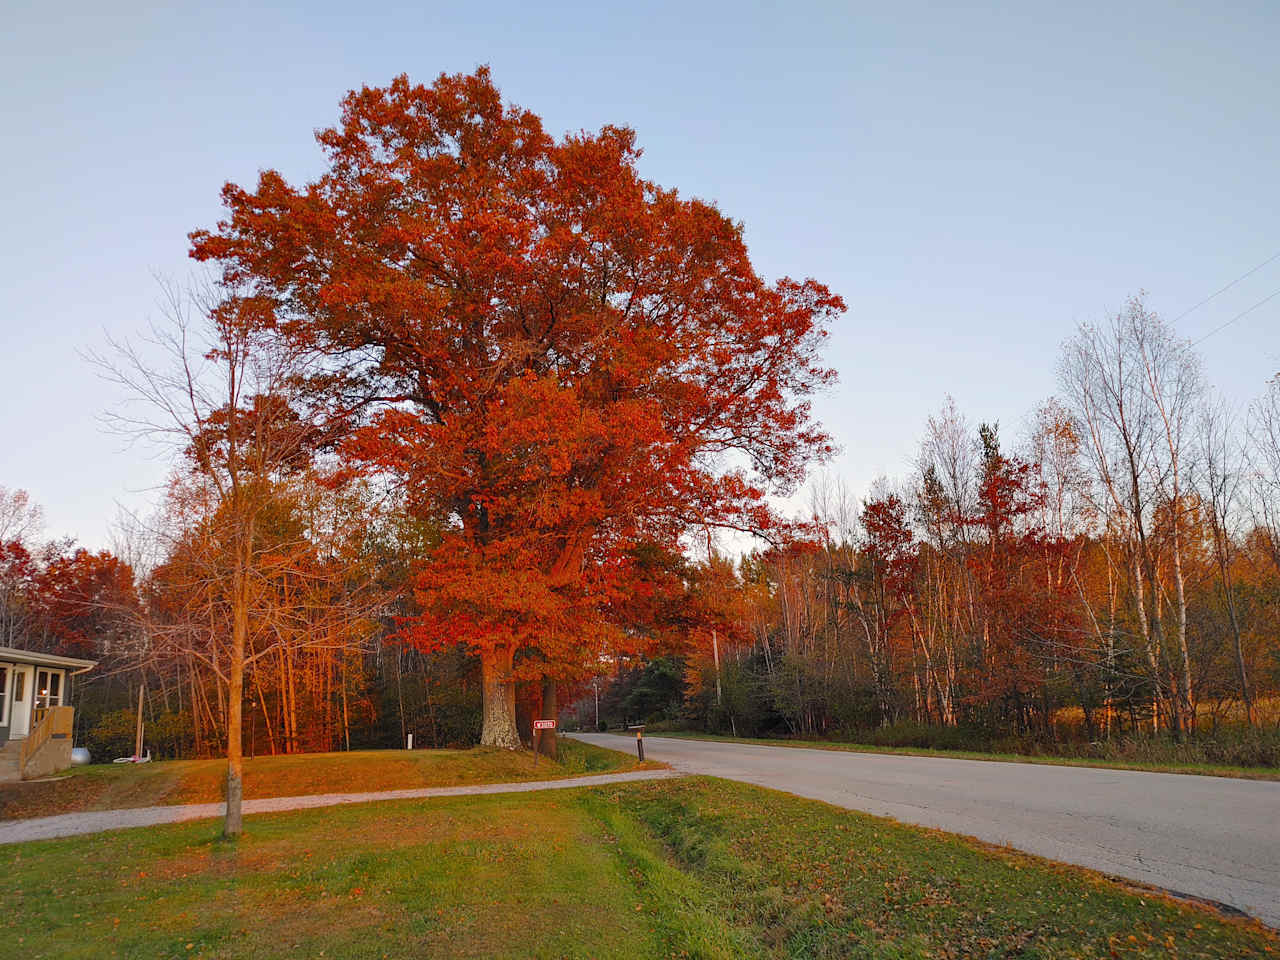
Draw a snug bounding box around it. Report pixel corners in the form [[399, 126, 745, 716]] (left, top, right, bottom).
[[1135, 305, 1203, 733], [1198, 396, 1252, 724], [1247, 375, 1280, 576], [93, 281, 330, 837]]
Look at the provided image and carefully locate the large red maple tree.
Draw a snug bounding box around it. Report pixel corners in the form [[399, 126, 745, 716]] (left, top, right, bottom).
[[192, 68, 842, 747]]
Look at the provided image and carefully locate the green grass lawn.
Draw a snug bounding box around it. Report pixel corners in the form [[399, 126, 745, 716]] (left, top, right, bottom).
[[2, 777, 1273, 959], [638, 730, 1280, 781], [0, 739, 651, 821]]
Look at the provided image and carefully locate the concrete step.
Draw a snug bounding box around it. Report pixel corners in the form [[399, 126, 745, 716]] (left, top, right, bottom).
[[0, 747, 20, 783]]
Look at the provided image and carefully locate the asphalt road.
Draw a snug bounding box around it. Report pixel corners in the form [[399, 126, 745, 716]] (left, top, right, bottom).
[[572, 732, 1280, 927]]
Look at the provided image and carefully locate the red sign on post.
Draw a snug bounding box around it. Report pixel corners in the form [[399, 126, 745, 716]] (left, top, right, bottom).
[[533, 719, 557, 730]]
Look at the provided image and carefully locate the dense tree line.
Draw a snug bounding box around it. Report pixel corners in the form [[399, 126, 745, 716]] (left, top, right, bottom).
[[10, 297, 1279, 775], [589, 300, 1280, 765], [9, 294, 1278, 780], [0, 480, 485, 762]]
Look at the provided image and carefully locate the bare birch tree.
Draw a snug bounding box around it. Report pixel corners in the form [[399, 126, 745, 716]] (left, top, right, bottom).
[[1059, 295, 1173, 731], [1134, 304, 1203, 732]]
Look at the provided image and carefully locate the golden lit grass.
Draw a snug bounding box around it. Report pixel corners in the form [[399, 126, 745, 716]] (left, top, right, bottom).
[[1052, 696, 1280, 731], [0, 739, 655, 821], [1, 792, 667, 959]]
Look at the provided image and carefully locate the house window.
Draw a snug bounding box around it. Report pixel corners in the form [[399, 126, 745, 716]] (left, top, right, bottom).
[[35, 670, 62, 710], [13, 670, 24, 703], [0, 666, 8, 725]]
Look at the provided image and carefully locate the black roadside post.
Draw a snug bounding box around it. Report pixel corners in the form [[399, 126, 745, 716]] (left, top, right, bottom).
[[629, 724, 645, 761]]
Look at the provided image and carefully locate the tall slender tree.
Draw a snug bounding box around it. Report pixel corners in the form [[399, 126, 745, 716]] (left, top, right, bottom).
[[93, 281, 331, 836]]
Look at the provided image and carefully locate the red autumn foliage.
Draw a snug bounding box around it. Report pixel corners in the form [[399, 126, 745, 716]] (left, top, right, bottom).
[[35, 549, 139, 656], [190, 68, 842, 745], [0, 538, 137, 658]]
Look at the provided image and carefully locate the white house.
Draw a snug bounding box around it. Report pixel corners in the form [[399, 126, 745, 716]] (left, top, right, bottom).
[[0, 646, 97, 781]]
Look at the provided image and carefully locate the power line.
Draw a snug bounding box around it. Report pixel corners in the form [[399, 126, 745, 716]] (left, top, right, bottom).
[[1190, 286, 1280, 346], [1173, 248, 1280, 325]]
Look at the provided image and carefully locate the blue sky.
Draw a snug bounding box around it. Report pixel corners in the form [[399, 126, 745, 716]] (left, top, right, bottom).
[[2, 0, 1278, 549]]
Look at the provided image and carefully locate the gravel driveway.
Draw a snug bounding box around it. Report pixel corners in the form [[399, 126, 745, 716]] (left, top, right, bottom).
[[0, 768, 678, 845]]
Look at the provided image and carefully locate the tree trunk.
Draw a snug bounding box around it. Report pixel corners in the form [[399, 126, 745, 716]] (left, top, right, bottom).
[[538, 676, 558, 760], [341, 656, 351, 751], [1227, 590, 1254, 727], [1213, 530, 1253, 727], [286, 645, 299, 753], [134, 683, 145, 759], [254, 671, 278, 756], [480, 645, 520, 749], [225, 564, 247, 839], [190, 662, 204, 756], [1130, 546, 1165, 733], [1169, 518, 1194, 735], [395, 644, 406, 746]]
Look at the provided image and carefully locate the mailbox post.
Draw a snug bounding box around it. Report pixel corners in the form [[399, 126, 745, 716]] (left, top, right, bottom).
[[628, 724, 645, 761], [533, 718, 556, 764]]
